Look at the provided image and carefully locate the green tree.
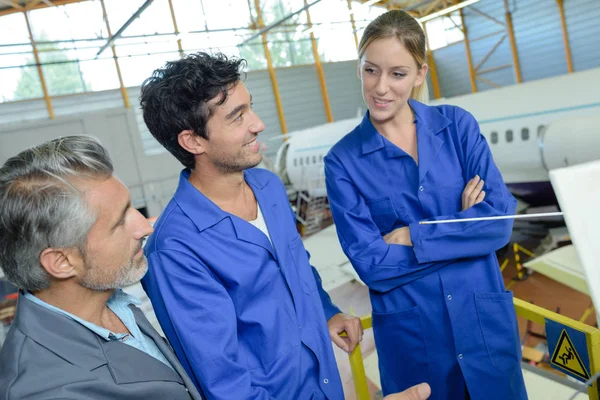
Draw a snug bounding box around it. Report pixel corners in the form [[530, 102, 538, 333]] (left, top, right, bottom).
[[240, 1, 324, 70], [14, 35, 89, 100]]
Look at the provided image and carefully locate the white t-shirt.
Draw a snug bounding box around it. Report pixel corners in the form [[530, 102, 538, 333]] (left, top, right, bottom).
[[248, 203, 272, 246]]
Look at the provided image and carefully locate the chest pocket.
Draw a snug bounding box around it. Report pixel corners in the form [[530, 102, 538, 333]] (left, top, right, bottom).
[[365, 197, 402, 235], [289, 235, 318, 294], [437, 178, 465, 214]]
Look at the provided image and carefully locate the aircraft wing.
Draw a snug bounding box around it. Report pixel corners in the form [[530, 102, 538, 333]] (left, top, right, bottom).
[[550, 160, 600, 312]]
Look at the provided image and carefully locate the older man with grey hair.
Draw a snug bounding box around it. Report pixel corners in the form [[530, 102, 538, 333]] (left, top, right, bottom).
[[0, 136, 202, 400]]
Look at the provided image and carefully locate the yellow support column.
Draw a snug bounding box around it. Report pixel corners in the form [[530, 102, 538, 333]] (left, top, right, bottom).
[[23, 11, 55, 119], [460, 9, 477, 93], [168, 0, 185, 58], [304, 0, 333, 123], [99, 0, 130, 109], [422, 22, 441, 99], [254, 0, 288, 135], [346, 0, 359, 49], [504, 0, 522, 83], [556, 0, 573, 73]]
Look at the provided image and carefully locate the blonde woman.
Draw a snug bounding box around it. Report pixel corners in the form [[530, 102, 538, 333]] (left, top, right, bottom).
[[324, 10, 527, 400]]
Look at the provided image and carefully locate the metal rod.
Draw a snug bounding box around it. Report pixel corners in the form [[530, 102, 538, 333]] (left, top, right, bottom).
[[347, 0, 359, 49], [475, 75, 500, 88], [99, 0, 130, 109], [419, 212, 564, 225], [304, 0, 333, 123], [1, 0, 85, 17], [167, 0, 184, 58], [469, 29, 505, 43], [460, 8, 477, 93], [404, 0, 436, 12], [422, 0, 443, 17], [422, 22, 441, 99], [25, 0, 44, 10], [477, 63, 512, 74], [556, 0, 573, 73], [23, 10, 55, 119], [0, 0, 23, 10], [0, 38, 320, 72], [474, 34, 506, 71], [0, 19, 374, 50], [96, 0, 155, 57], [253, 0, 288, 134], [504, 0, 522, 83], [469, 6, 505, 26], [242, 0, 322, 46]]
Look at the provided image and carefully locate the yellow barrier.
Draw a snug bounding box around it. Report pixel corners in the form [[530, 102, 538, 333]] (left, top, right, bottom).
[[513, 298, 600, 399], [514, 243, 535, 280], [347, 298, 600, 400], [345, 315, 372, 400]]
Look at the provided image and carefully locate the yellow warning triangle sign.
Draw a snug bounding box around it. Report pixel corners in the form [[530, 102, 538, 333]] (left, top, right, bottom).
[[551, 329, 590, 380]]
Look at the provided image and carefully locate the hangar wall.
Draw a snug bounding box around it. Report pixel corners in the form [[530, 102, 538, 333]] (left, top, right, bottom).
[[1, 0, 599, 217]]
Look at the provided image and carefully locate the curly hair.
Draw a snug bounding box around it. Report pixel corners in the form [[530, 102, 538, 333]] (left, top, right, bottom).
[[140, 52, 247, 169]]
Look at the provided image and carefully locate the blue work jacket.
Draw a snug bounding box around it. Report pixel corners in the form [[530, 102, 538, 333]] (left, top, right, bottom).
[[324, 99, 527, 400], [142, 169, 344, 400]]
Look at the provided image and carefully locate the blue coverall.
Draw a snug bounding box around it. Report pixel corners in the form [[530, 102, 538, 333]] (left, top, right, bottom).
[[142, 169, 345, 400], [324, 99, 528, 400]]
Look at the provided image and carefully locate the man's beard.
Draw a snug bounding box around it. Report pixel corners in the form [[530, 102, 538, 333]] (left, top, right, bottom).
[[80, 247, 148, 291], [212, 148, 263, 173]]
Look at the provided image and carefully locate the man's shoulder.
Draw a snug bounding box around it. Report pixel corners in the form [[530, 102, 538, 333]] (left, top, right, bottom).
[[0, 325, 25, 373], [0, 327, 67, 380], [145, 198, 194, 248]]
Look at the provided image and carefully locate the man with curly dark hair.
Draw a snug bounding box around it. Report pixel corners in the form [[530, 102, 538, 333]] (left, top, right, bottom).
[[139, 52, 362, 400]]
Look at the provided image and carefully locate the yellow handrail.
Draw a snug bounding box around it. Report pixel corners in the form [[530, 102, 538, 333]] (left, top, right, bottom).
[[347, 298, 600, 400]]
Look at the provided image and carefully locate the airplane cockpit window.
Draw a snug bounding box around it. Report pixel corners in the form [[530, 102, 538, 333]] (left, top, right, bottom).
[[491, 131, 498, 144], [506, 129, 513, 142], [521, 127, 529, 141]]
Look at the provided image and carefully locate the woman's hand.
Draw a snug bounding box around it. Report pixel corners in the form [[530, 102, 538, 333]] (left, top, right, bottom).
[[384, 383, 431, 400], [462, 175, 485, 210], [383, 226, 412, 246]]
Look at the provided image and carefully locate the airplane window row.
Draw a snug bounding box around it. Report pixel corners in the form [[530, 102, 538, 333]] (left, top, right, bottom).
[[293, 154, 325, 167], [291, 124, 547, 168], [489, 125, 545, 144]]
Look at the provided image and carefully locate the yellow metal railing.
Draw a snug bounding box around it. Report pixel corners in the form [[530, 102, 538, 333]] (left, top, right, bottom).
[[513, 298, 600, 399], [345, 315, 372, 400], [347, 298, 600, 400]]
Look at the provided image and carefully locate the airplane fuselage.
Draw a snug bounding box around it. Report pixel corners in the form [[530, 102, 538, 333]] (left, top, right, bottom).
[[274, 67, 600, 207]]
